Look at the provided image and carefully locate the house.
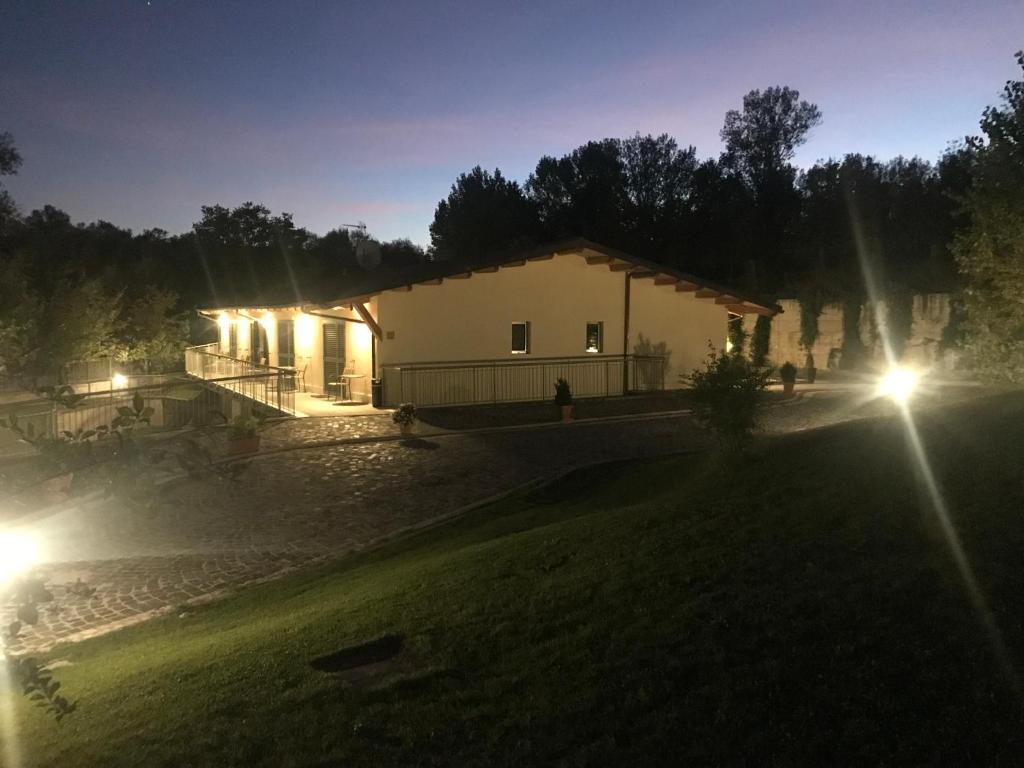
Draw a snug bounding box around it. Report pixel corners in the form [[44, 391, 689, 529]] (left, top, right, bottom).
[[186, 238, 776, 412]]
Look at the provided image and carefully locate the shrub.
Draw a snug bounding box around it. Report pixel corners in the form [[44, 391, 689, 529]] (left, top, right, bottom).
[[392, 403, 417, 425], [554, 378, 573, 406], [751, 315, 772, 367], [226, 416, 259, 441], [688, 345, 771, 450], [779, 361, 797, 383]]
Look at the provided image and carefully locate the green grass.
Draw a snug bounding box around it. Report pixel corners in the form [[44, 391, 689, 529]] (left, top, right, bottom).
[[7, 393, 1024, 766]]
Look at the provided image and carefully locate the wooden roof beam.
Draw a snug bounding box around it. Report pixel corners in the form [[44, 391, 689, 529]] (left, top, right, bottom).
[[390, 285, 413, 292], [527, 253, 554, 261], [630, 270, 657, 279], [714, 295, 741, 305], [418, 278, 443, 286], [476, 265, 500, 273], [500, 260, 526, 268], [674, 281, 699, 292], [695, 288, 721, 299], [608, 262, 632, 272], [585, 254, 612, 265], [353, 302, 383, 340], [654, 275, 678, 286], [448, 272, 472, 279]]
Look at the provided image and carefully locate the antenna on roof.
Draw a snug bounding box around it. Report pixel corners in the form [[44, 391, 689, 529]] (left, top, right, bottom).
[[341, 222, 381, 270]]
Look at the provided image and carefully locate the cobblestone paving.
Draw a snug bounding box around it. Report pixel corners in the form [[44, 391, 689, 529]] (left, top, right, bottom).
[[6, 389, 975, 653], [6, 413, 710, 652], [258, 413, 422, 451]]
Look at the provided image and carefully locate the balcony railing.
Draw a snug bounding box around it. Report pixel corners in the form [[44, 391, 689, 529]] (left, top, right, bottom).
[[380, 354, 665, 408], [185, 344, 296, 415]]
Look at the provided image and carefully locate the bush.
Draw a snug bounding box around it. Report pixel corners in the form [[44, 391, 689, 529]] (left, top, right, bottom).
[[688, 345, 771, 450], [779, 362, 797, 383], [751, 315, 772, 367], [554, 378, 573, 406], [392, 403, 417, 425]]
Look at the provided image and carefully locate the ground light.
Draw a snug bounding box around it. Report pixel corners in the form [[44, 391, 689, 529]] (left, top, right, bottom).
[[876, 366, 920, 404], [111, 372, 129, 388], [0, 530, 39, 583]]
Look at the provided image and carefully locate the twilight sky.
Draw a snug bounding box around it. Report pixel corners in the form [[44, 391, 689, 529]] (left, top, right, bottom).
[[2, 0, 1022, 245]]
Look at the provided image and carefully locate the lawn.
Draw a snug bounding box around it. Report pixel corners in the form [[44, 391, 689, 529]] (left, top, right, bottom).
[[6, 393, 1024, 766]]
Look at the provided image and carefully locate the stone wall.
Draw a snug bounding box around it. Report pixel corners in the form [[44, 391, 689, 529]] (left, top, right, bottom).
[[743, 293, 954, 371]]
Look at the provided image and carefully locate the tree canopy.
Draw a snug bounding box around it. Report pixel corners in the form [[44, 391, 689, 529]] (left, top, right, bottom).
[[953, 51, 1024, 382]]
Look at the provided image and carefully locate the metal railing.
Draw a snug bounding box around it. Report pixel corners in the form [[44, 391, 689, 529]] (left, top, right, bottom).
[[185, 344, 297, 415], [381, 355, 665, 408]]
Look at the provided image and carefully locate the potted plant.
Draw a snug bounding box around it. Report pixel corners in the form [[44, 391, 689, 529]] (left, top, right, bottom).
[[803, 353, 817, 384], [554, 378, 574, 422], [226, 415, 262, 455], [779, 362, 797, 396], [392, 403, 417, 436]]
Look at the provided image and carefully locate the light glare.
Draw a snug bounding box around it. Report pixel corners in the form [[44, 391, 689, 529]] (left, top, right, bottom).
[[877, 367, 919, 404], [0, 531, 40, 583], [111, 372, 128, 388]]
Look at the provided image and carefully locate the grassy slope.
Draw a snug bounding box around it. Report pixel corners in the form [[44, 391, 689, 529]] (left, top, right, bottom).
[[9, 394, 1024, 766]]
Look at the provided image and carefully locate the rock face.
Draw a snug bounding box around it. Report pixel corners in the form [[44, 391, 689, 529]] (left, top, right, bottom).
[[744, 293, 954, 371]]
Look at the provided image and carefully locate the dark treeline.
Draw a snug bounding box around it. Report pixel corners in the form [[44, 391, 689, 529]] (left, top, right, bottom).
[[429, 87, 972, 299], [0, 201, 425, 310]]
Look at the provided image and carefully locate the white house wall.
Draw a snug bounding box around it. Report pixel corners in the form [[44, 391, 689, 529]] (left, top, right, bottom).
[[376, 253, 731, 403], [629, 279, 730, 388], [377, 254, 627, 364]]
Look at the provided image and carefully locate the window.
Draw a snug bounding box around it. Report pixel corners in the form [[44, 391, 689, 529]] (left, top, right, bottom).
[[586, 321, 603, 353], [277, 319, 295, 367], [511, 321, 530, 354]]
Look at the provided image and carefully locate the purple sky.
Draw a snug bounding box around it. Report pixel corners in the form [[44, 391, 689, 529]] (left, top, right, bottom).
[[3, 0, 1021, 245]]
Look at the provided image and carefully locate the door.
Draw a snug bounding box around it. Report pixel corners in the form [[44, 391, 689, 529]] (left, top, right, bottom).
[[277, 319, 295, 367], [250, 322, 268, 365], [323, 322, 346, 390]]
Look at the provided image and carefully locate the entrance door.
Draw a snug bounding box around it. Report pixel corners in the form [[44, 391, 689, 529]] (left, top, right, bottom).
[[323, 322, 346, 390]]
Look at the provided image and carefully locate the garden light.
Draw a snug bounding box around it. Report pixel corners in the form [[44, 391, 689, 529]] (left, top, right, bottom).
[[876, 366, 919, 405], [111, 372, 128, 388], [0, 530, 39, 583]]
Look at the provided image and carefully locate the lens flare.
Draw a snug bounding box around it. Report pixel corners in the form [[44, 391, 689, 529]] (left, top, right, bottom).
[[876, 367, 919, 404], [0, 531, 39, 583]]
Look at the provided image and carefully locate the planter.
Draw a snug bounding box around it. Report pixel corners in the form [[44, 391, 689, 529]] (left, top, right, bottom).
[[560, 405, 574, 423], [399, 422, 414, 437], [805, 367, 817, 384], [783, 381, 795, 396], [227, 435, 261, 456]]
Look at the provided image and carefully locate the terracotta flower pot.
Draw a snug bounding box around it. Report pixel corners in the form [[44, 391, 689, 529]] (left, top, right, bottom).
[[228, 435, 261, 456], [560, 405, 574, 423], [783, 381, 795, 396]]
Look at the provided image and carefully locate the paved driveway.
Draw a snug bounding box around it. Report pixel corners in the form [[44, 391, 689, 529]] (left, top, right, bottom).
[[4, 387, 966, 653], [6, 412, 711, 652]]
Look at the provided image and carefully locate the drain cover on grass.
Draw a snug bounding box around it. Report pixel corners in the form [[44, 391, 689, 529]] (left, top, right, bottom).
[[310, 634, 405, 675]]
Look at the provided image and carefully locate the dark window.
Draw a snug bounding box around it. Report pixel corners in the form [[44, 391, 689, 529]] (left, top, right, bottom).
[[277, 319, 295, 367], [511, 322, 530, 354], [227, 323, 238, 358], [586, 321, 603, 353], [250, 322, 269, 365]]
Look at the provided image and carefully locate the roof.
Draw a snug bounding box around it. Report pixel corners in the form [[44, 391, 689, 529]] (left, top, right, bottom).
[[199, 238, 779, 316]]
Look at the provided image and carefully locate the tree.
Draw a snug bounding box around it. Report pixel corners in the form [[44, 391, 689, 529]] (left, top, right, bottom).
[[720, 87, 822, 193], [953, 51, 1024, 382], [720, 87, 822, 287], [0, 131, 23, 233], [430, 167, 539, 260]]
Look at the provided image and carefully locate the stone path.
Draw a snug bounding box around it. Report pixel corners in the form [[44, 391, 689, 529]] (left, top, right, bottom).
[[4, 412, 711, 652], [4, 387, 976, 653]]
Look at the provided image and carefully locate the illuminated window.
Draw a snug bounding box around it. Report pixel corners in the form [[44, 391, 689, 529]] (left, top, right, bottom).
[[511, 322, 530, 354], [586, 321, 603, 353]]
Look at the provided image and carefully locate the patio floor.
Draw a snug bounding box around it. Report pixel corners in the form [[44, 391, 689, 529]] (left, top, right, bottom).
[[293, 391, 384, 417]]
